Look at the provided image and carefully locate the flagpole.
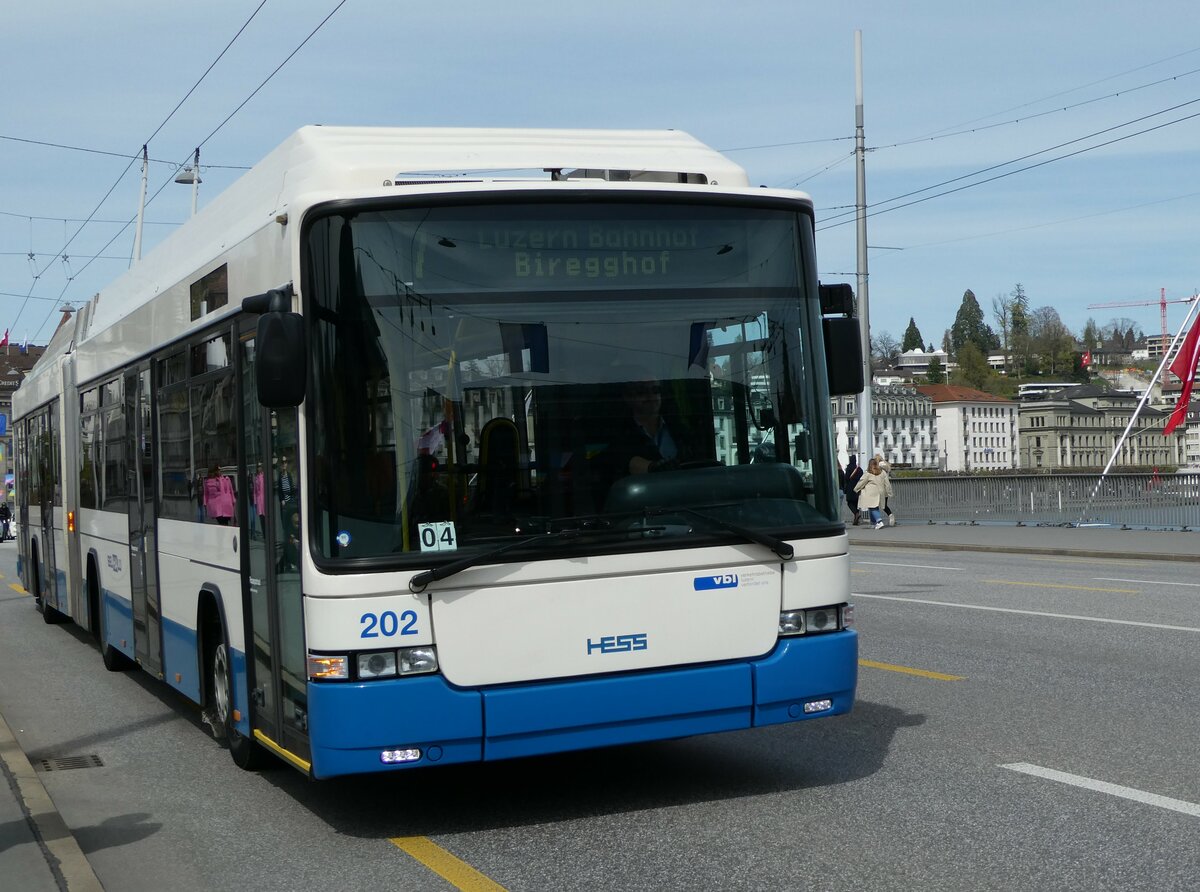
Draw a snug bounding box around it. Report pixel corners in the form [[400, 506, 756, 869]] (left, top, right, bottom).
[[1077, 294, 1200, 524]]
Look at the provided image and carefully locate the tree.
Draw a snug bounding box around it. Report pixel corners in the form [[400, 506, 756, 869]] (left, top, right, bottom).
[[1102, 317, 1141, 348], [1010, 284, 1030, 379], [901, 317, 925, 352], [926, 355, 945, 384], [992, 293, 1012, 375], [1081, 318, 1100, 352], [1029, 306, 1076, 375], [942, 328, 953, 353], [871, 331, 901, 373], [950, 289, 998, 357], [956, 341, 991, 389]]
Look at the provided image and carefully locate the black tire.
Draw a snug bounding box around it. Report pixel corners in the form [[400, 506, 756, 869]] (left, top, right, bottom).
[[35, 559, 65, 624], [101, 640, 134, 671], [208, 626, 270, 771], [95, 571, 134, 671]]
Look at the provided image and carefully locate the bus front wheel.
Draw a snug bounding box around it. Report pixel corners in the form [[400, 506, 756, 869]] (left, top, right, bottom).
[[207, 627, 269, 771]]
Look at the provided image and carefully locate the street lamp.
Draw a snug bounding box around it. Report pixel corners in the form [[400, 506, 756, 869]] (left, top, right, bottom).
[[174, 148, 201, 217]]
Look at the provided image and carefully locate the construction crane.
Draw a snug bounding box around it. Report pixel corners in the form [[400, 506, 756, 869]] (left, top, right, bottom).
[[1088, 288, 1198, 379], [1088, 287, 1195, 350]]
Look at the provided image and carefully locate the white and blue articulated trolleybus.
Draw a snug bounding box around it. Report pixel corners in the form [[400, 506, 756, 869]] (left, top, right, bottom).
[[12, 127, 863, 779]]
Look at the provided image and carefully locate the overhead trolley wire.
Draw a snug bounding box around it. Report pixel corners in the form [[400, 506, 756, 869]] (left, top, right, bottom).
[[816, 94, 1200, 231], [12, 0, 272, 336], [906, 45, 1200, 141], [816, 102, 1200, 233], [875, 64, 1200, 151], [0, 133, 250, 170], [23, 0, 351, 342]]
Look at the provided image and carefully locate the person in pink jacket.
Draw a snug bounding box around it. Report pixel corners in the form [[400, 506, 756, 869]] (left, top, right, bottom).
[[202, 464, 236, 525], [253, 464, 266, 537]]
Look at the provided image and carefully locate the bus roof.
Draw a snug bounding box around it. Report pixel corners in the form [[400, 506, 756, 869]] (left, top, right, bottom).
[[76, 127, 756, 337], [19, 127, 787, 397], [271, 125, 753, 187]]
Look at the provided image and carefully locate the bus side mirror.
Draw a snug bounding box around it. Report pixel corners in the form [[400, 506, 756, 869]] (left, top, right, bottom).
[[819, 282, 863, 397], [243, 286, 307, 408], [257, 312, 307, 407], [823, 317, 863, 396]]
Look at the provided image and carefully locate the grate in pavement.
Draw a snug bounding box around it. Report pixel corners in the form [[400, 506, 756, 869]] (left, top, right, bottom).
[[36, 754, 104, 772]]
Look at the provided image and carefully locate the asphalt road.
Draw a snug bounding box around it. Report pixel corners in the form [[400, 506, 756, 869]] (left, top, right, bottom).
[[1, 541, 1198, 891]]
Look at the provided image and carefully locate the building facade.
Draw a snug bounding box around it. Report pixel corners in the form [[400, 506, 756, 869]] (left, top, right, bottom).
[[1015, 384, 1186, 470], [831, 383, 938, 469], [916, 384, 1018, 472]]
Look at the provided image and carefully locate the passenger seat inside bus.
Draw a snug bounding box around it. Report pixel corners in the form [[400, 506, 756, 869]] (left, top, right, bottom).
[[474, 418, 521, 518]]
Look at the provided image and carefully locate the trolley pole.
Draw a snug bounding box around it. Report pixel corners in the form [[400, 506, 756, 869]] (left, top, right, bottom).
[[132, 145, 148, 263], [854, 30, 873, 463]]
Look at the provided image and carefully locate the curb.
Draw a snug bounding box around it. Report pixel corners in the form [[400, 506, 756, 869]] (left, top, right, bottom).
[[845, 535, 1200, 563], [0, 711, 104, 891]]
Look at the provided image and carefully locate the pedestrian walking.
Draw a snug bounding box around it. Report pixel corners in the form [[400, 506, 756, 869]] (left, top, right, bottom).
[[844, 455, 863, 525], [853, 457, 888, 529], [875, 454, 896, 526]]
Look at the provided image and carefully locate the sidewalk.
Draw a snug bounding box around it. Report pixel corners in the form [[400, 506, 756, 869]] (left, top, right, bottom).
[[1, 618, 103, 892], [846, 518, 1200, 562]]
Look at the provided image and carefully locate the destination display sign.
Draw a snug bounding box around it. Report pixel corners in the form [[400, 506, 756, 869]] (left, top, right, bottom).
[[329, 205, 801, 293]]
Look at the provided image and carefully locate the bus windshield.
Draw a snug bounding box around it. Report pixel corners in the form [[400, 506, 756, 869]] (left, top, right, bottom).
[[305, 199, 838, 565]]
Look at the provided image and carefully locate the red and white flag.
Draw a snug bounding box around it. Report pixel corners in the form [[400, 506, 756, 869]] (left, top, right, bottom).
[[0, 329, 8, 347], [1164, 317, 1200, 435], [1081, 350, 1091, 367]]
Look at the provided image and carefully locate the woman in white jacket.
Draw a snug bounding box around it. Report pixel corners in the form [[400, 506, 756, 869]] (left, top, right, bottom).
[[875, 454, 896, 526], [853, 457, 888, 529]]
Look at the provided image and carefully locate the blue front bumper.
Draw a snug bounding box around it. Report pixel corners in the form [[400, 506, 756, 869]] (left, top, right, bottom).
[[306, 629, 857, 779]]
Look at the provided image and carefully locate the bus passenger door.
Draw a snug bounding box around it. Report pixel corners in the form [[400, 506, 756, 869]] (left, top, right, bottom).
[[239, 328, 310, 765], [126, 366, 162, 675], [34, 408, 58, 607]]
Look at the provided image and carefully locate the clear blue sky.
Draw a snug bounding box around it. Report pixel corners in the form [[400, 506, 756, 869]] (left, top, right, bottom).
[[4, 1, 1198, 346]]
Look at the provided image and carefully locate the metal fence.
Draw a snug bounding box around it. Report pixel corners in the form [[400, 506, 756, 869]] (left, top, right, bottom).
[[888, 473, 1200, 530]]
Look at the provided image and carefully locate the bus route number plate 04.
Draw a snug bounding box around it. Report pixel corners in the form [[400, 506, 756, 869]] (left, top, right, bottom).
[[418, 521, 458, 553]]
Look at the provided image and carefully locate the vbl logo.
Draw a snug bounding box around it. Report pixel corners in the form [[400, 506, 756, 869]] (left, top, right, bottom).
[[106, 553, 122, 573], [694, 573, 738, 591], [586, 633, 648, 655]]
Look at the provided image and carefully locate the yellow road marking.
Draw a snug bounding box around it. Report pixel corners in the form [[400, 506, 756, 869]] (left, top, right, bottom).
[[390, 837, 507, 892], [983, 579, 1138, 594], [9, 583, 27, 595], [859, 659, 965, 681]]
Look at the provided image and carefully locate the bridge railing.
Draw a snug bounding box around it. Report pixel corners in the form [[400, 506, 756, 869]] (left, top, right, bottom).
[[888, 473, 1200, 529]]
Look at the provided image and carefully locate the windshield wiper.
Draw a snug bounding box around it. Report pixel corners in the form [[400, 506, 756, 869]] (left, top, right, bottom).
[[407, 521, 665, 592], [646, 504, 795, 561]]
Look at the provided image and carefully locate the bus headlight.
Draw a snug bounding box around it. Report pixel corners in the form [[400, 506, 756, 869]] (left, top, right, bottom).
[[357, 651, 398, 679], [399, 646, 438, 675], [779, 610, 805, 636], [778, 604, 851, 637], [805, 607, 839, 633]]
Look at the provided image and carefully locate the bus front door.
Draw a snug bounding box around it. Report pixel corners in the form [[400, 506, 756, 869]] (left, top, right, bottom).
[[126, 366, 162, 675], [239, 328, 310, 767]]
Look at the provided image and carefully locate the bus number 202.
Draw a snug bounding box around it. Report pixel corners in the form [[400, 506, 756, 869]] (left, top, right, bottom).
[[359, 610, 419, 638]]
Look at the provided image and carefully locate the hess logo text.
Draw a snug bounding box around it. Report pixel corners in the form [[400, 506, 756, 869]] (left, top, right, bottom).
[[586, 633, 648, 655]]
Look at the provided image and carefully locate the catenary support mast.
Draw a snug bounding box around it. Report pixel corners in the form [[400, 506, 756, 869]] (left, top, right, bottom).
[[854, 29, 873, 463]]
